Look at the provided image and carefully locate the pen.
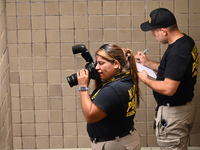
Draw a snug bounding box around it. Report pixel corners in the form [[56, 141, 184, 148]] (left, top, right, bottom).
[[141, 48, 148, 55]]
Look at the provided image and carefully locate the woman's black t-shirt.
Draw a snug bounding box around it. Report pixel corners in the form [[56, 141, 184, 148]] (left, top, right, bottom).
[[87, 74, 137, 139]]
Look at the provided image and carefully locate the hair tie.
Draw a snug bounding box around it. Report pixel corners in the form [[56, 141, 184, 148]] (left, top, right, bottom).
[[126, 52, 130, 61], [122, 48, 130, 61]]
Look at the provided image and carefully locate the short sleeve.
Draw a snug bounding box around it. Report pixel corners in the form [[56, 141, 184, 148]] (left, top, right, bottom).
[[92, 86, 121, 114]]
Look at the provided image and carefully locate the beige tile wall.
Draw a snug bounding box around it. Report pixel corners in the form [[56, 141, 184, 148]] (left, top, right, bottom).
[[5, 0, 200, 149], [0, 0, 13, 149]]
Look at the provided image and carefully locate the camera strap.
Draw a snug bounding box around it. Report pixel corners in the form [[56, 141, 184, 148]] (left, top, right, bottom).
[[90, 70, 130, 100]]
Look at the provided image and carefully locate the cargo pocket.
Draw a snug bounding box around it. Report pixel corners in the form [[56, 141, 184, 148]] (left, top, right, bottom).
[[159, 120, 168, 137], [156, 118, 168, 137], [157, 138, 180, 147], [156, 106, 168, 137]]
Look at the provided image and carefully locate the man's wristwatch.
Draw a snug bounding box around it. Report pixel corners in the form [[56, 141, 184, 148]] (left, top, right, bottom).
[[78, 86, 88, 91]]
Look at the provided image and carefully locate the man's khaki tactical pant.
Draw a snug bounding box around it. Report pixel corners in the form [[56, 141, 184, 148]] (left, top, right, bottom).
[[156, 101, 195, 150]]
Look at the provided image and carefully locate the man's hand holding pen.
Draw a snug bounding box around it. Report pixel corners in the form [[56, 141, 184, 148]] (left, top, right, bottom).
[[135, 48, 149, 66], [135, 48, 150, 82], [141, 48, 148, 55]]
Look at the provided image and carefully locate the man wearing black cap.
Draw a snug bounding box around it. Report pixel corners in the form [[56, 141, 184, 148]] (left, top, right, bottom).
[[135, 8, 199, 150]]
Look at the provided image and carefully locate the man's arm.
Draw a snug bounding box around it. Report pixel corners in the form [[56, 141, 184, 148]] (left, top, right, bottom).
[[138, 70, 180, 96], [135, 51, 159, 71], [143, 60, 160, 72]]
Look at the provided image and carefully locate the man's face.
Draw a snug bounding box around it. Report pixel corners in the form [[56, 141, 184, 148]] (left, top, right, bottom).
[[151, 28, 168, 44]]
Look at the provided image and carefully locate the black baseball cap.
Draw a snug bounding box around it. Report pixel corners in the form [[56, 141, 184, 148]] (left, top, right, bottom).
[[140, 8, 176, 31]]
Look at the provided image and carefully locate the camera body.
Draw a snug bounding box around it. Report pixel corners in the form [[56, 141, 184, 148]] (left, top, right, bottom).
[[67, 44, 99, 87]]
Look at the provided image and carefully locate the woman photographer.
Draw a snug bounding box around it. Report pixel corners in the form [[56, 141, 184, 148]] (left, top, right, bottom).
[[77, 44, 141, 150]]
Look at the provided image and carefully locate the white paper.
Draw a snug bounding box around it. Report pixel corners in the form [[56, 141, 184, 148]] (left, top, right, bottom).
[[136, 62, 157, 79]]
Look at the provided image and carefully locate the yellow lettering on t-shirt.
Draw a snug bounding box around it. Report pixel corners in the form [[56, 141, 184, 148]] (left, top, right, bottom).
[[126, 85, 136, 117], [191, 45, 199, 77]]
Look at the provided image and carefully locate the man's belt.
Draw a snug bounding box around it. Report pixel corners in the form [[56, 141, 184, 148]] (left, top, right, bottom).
[[90, 127, 135, 143], [158, 101, 191, 107]]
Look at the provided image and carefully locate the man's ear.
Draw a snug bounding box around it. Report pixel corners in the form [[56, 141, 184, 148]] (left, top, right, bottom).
[[161, 28, 167, 36]]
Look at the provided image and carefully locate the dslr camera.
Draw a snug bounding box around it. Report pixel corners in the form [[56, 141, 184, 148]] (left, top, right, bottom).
[[67, 44, 99, 87]]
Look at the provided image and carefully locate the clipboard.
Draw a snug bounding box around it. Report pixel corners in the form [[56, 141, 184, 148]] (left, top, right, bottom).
[[136, 62, 157, 79]]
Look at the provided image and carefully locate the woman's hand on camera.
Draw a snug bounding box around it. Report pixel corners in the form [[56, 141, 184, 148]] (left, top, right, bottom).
[[77, 69, 89, 87]]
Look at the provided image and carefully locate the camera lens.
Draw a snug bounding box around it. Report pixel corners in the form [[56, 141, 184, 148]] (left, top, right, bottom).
[[67, 73, 78, 87]]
